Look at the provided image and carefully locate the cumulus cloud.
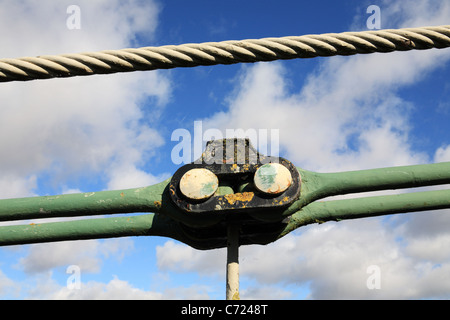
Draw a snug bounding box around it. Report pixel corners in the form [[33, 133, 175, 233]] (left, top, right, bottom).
[[25, 274, 212, 300], [0, 0, 170, 198], [0, 0, 171, 299], [156, 240, 226, 277], [19, 238, 134, 274], [0, 270, 17, 297], [49, 276, 163, 300], [435, 145, 450, 163], [201, 48, 449, 172]]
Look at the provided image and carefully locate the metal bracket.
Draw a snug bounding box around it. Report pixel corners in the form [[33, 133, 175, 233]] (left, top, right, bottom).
[[169, 138, 301, 217]]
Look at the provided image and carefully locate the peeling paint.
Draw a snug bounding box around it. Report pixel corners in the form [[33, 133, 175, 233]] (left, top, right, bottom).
[[134, 187, 146, 193], [254, 163, 293, 195], [224, 192, 254, 205], [231, 163, 239, 172], [231, 291, 240, 300], [153, 200, 162, 209], [180, 168, 219, 200]]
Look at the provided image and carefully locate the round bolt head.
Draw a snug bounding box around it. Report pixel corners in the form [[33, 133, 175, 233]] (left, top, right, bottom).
[[254, 163, 292, 195], [180, 168, 219, 200]]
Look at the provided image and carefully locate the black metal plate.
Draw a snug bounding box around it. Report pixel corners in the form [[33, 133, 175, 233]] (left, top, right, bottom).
[[169, 138, 301, 215]]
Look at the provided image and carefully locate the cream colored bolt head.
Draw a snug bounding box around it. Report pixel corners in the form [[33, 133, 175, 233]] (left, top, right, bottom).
[[180, 168, 219, 200], [254, 163, 292, 195]]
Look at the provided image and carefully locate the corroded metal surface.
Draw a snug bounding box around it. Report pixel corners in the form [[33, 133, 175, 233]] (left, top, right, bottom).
[[180, 168, 218, 200], [254, 163, 293, 195], [168, 138, 301, 219]]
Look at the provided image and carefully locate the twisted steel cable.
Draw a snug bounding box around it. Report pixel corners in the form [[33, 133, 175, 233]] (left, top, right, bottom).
[[1, 25, 449, 82]]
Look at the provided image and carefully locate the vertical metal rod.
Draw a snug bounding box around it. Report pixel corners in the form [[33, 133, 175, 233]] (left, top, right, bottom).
[[226, 224, 240, 300]]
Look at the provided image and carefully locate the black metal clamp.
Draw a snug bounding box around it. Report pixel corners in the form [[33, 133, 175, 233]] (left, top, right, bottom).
[[170, 138, 300, 214], [167, 138, 301, 248]]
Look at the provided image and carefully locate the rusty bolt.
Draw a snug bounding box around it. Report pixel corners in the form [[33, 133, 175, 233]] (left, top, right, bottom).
[[179, 168, 219, 200], [254, 163, 292, 195]]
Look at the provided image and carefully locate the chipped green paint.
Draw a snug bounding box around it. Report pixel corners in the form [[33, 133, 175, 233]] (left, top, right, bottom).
[[179, 168, 219, 200], [202, 181, 218, 196], [256, 164, 277, 187], [254, 163, 293, 195]]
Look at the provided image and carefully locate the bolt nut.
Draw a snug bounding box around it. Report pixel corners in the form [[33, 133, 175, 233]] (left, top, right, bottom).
[[179, 168, 219, 200], [254, 163, 292, 195]]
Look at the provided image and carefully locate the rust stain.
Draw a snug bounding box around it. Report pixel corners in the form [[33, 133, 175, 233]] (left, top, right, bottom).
[[224, 192, 254, 205], [273, 196, 290, 206], [154, 200, 162, 209]]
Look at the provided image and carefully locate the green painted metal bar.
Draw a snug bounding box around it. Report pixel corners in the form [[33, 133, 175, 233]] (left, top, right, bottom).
[[256, 161, 450, 221], [280, 188, 450, 239], [2, 187, 449, 247], [0, 179, 168, 222], [1, 162, 449, 223], [296, 161, 450, 208], [0, 214, 154, 246], [0, 213, 184, 247]]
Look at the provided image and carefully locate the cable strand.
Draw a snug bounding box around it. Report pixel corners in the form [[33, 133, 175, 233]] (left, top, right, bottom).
[[1, 25, 449, 82]]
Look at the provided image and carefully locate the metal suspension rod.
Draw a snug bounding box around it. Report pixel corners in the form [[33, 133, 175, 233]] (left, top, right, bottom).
[[297, 161, 450, 207], [0, 214, 158, 246], [0, 180, 167, 222], [281, 188, 450, 238], [226, 224, 240, 300]]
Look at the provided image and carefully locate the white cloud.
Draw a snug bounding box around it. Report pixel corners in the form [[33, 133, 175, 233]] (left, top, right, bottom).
[[435, 145, 450, 162], [238, 218, 450, 299], [202, 43, 450, 171], [24, 273, 213, 300], [0, 0, 174, 301], [156, 240, 226, 277], [0, 174, 37, 199], [240, 285, 294, 300], [0, 269, 17, 297], [156, 215, 450, 299], [0, 0, 160, 58], [18, 238, 134, 274], [0, 0, 171, 197], [50, 276, 163, 300]]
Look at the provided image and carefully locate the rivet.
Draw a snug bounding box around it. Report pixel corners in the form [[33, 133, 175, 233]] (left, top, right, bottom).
[[254, 163, 292, 195], [180, 168, 219, 200]]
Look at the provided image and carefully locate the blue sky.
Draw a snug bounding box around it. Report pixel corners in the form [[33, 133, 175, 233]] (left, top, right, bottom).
[[0, 0, 450, 300]]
